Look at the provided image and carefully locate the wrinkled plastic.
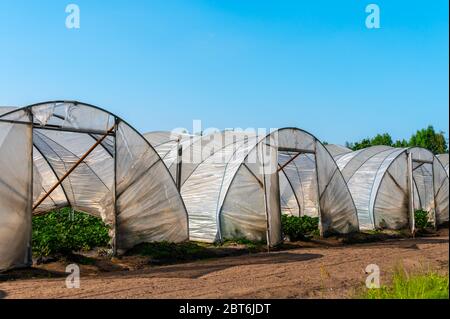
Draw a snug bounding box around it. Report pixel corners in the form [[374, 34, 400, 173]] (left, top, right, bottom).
[[0, 102, 189, 271]]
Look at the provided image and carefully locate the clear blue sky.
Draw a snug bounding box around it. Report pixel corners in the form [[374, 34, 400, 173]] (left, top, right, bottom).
[[1, 0, 448, 144]]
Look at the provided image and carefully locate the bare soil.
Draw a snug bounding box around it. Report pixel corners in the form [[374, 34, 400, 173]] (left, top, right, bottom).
[[0, 229, 448, 299]]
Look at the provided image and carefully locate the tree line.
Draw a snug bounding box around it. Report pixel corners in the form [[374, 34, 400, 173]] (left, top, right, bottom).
[[344, 126, 448, 155]]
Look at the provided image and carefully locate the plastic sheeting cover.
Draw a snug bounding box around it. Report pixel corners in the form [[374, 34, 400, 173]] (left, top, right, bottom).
[[0, 122, 33, 271], [334, 146, 449, 231], [325, 144, 352, 157], [437, 154, 449, 176], [116, 123, 189, 250], [179, 128, 359, 244], [0, 102, 189, 271]]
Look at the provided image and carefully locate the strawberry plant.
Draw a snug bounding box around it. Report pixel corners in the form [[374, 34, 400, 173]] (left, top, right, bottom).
[[32, 208, 110, 257], [415, 209, 433, 230], [281, 214, 319, 241]]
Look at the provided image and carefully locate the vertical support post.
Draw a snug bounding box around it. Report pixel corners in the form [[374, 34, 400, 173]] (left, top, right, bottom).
[[313, 142, 324, 237], [176, 137, 183, 192], [260, 136, 282, 250], [431, 160, 437, 229], [259, 142, 271, 252], [407, 152, 416, 235], [112, 118, 119, 256], [27, 109, 34, 267]]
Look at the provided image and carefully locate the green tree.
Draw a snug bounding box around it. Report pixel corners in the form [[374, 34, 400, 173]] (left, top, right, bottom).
[[393, 139, 409, 148], [409, 126, 448, 155], [371, 133, 393, 147], [347, 133, 393, 151], [346, 127, 448, 154]]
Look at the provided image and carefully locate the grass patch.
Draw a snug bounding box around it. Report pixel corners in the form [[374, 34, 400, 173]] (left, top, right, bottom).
[[361, 267, 449, 299], [32, 208, 110, 257], [281, 214, 319, 241]]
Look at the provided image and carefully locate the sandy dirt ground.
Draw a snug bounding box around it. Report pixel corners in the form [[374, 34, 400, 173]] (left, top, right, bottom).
[[1, 229, 448, 299]]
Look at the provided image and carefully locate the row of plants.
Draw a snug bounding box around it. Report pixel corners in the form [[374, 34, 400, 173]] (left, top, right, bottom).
[[31, 208, 433, 258], [32, 208, 110, 257], [281, 214, 320, 241], [414, 209, 434, 230]]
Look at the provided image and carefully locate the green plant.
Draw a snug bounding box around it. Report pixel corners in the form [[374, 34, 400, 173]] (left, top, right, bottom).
[[415, 209, 433, 230], [362, 268, 449, 299], [32, 208, 110, 257], [281, 214, 319, 241]]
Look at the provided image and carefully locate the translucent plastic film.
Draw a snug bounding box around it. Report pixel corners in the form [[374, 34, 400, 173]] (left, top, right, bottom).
[[0, 122, 33, 271], [32, 147, 68, 213], [325, 144, 352, 157], [374, 152, 409, 230], [433, 157, 449, 225], [116, 122, 189, 251], [31, 102, 115, 134], [341, 148, 403, 230], [220, 165, 266, 241], [182, 128, 358, 243], [144, 131, 196, 172], [32, 129, 115, 219], [334, 146, 449, 231], [181, 135, 256, 242], [259, 137, 282, 246], [279, 153, 318, 217], [315, 142, 359, 234], [437, 154, 449, 176], [1, 103, 191, 272]]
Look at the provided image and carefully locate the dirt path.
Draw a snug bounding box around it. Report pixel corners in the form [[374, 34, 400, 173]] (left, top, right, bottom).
[[1, 232, 448, 299]]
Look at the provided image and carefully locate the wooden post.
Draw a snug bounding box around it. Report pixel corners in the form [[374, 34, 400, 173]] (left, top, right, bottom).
[[112, 119, 119, 255], [313, 142, 324, 237], [277, 151, 302, 173], [260, 136, 282, 251], [27, 110, 34, 267], [259, 142, 271, 253], [431, 160, 437, 229], [407, 152, 416, 236], [176, 137, 183, 192]]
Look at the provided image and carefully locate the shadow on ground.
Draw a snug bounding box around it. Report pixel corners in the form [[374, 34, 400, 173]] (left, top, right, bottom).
[[342, 237, 449, 250], [122, 252, 323, 279], [0, 268, 67, 282]]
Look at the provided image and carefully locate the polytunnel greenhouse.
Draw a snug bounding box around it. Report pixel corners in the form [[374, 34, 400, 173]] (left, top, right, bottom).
[[146, 128, 360, 246], [330, 145, 449, 231], [0, 101, 189, 272], [325, 144, 352, 157], [144, 131, 200, 190], [437, 154, 449, 176]]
